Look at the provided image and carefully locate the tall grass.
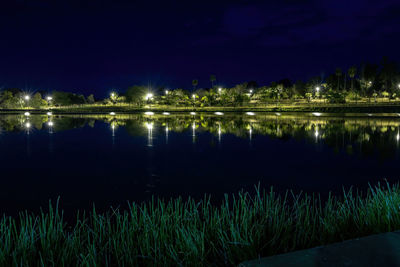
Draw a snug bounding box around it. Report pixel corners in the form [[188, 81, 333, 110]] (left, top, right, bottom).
[[1, 183, 400, 266]]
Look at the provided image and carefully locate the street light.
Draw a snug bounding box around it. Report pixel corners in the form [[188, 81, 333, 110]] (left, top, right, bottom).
[[46, 96, 52, 101], [249, 89, 253, 94], [316, 86, 320, 93], [218, 87, 222, 93], [165, 90, 169, 95], [145, 93, 153, 100], [24, 95, 30, 101], [192, 94, 196, 99]]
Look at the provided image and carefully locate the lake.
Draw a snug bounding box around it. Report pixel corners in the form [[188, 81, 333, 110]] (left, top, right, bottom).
[[0, 112, 399, 216]]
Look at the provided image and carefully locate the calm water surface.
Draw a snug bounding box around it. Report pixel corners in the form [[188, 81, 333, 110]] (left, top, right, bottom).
[[1, 112, 399, 215]]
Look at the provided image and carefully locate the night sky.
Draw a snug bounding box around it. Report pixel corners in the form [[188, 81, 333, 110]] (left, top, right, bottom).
[[1, 0, 399, 97]]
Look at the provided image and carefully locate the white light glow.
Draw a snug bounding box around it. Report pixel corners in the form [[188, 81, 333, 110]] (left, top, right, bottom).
[[110, 112, 116, 115], [215, 112, 224, 115], [145, 93, 153, 100], [163, 112, 170, 115], [24, 112, 30, 116], [25, 122, 31, 128], [246, 112, 255, 116], [48, 121, 54, 127], [144, 111, 154, 115], [46, 112, 52, 116], [46, 96, 52, 101], [24, 95, 30, 101], [190, 112, 196, 115], [316, 86, 320, 92], [275, 112, 281, 116], [312, 112, 321, 116]]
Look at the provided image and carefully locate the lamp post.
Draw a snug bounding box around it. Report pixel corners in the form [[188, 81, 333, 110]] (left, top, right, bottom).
[[145, 93, 153, 108], [46, 96, 52, 107], [315, 86, 320, 102], [192, 94, 196, 108], [110, 92, 118, 105], [24, 95, 30, 108]]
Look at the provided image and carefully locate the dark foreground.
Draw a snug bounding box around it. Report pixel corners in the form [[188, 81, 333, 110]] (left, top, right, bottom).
[[241, 231, 400, 267], [1, 184, 400, 266]]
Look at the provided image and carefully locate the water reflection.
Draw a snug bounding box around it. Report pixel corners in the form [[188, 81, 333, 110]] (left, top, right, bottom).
[[2, 113, 400, 159]]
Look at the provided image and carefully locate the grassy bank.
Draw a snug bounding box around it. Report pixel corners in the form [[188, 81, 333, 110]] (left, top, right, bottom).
[[1, 184, 400, 266], [2, 102, 400, 114]]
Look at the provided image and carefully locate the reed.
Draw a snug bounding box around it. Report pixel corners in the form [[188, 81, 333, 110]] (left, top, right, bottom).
[[1, 183, 400, 266]]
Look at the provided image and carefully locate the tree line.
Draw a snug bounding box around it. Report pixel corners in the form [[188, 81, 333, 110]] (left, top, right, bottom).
[[0, 57, 399, 108]]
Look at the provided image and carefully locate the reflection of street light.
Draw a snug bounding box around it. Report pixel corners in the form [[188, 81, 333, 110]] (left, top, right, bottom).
[[192, 122, 196, 143], [145, 122, 153, 147]]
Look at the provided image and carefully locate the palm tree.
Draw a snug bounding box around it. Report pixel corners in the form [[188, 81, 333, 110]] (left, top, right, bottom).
[[210, 75, 216, 88], [348, 66, 357, 102], [192, 79, 198, 91], [336, 68, 342, 91], [348, 66, 357, 91]]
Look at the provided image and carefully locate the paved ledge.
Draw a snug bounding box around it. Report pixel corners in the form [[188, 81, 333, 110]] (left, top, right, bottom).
[[239, 231, 400, 267]]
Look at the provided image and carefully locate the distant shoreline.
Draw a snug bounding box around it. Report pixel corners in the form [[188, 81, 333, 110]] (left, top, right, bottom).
[[1, 102, 400, 114]]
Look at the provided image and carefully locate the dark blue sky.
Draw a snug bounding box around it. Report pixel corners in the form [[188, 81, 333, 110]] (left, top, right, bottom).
[[1, 0, 399, 97]]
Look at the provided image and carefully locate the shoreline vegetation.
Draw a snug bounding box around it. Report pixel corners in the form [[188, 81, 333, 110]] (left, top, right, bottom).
[[1, 184, 400, 266], [1, 58, 400, 114]]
